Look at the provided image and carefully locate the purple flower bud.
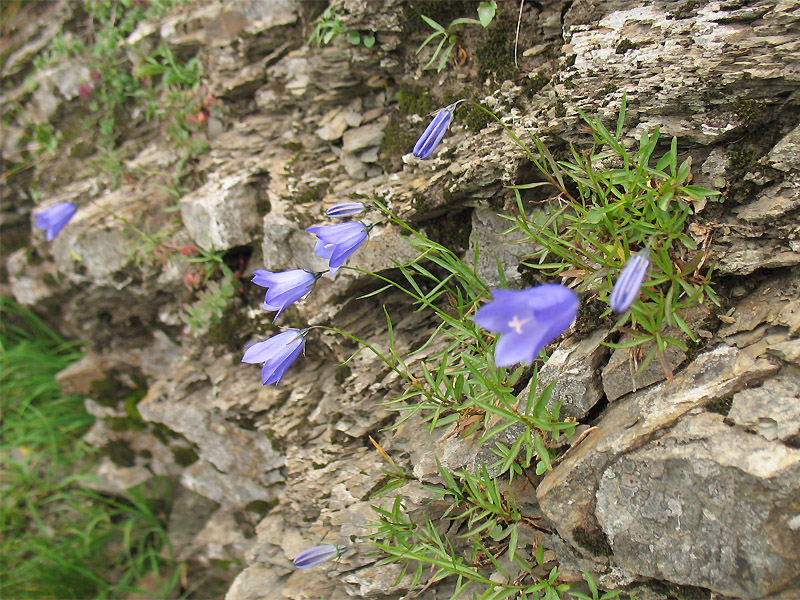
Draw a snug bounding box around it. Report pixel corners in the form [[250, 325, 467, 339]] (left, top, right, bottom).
[[610, 248, 650, 313], [252, 269, 320, 320], [306, 222, 369, 276], [326, 202, 366, 218], [413, 102, 459, 160], [474, 284, 579, 367], [34, 202, 77, 241], [292, 544, 344, 569], [242, 329, 307, 386]]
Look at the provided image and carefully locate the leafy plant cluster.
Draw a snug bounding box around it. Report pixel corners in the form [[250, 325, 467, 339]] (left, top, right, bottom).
[[11, 0, 211, 186], [417, 1, 497, 72], [307, 3, 376, 50], [337, 101, 717, 598], [0, 297, 181, 599], [494, 98, 720, 371]]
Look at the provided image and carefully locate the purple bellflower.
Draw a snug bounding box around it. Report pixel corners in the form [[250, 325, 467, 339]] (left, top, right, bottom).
[[306, 222, 369, 276], [413, 101, 461, 159], [610, 247, 650, 313], [242, 329, 307, 386], [326, 202, 366, 218], [34, 202, 77, 240], [474, 284, 579, 367], [252, 269, 322, 319], [293, 544, 345, 569]]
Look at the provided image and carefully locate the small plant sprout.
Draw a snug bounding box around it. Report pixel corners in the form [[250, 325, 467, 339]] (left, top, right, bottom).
[[242, 329, 308, 386], [326, 202, 367, 218], [251, 269, 323, 319], [306, 222, 370, 276], [417, 3, 496, 72], [610, 247, 651, 313], [34, 202, 77, 240], [413, 101, 464, 160], [474, 284, 579, 367], [292, 544, 347, 569]]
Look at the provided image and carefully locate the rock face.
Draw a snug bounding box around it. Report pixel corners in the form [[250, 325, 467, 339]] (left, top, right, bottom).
[[596, 412, 800, 599], [3, 0, 800, 599]]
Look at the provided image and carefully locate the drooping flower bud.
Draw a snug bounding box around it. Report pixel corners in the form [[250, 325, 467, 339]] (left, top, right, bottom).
[[325, 202, 366, 218], [413, 101, 461, 160], [610, 248, 651, 313], [292, 544, 344, 569]]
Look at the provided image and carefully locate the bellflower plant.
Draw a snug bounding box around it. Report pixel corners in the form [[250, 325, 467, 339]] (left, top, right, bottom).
[[292, 544, 345, 569], [306, 222, 370, 276], [34, 202, 77, 240], [326, 202, 366, 218], [473, 284, 579, 367], [242, 329, 308, 386], [610, 247, 650, 313], [252, 269, 322, 319], [413, 101, 462, 159]]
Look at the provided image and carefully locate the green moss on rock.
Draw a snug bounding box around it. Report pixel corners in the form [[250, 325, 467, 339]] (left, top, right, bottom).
[[397, 83, 434, 116], [476, 18, 518, 82]]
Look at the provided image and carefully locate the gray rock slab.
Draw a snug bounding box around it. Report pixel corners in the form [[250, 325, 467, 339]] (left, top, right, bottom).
[[537, 328, 611, 419], [537, 343, 779, 572], [596, 411, 800, 599], [728, 366, 800, 442], [468, 205, 530, 288], [180, 174, 263, 251]]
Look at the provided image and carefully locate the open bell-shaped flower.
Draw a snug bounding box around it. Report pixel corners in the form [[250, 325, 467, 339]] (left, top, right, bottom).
[[473, 284, 579, 367], [306, 222, 369, 276], [242, 329, 307, 386], [609, 247, 650, 314], [252, 269, 322, 320], [34, 202, 77, 241]]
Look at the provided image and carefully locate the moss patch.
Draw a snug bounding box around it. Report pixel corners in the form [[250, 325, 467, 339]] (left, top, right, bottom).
[[615, 38, 636, 54], [573, 523, 613, 557], [104, 439, 136, 467], [397, 83, 434, 116], [379, 118, 418, 172], [705, 395, 734, 416], [171, 445, 199, 467], [476, 18, 518, 83]]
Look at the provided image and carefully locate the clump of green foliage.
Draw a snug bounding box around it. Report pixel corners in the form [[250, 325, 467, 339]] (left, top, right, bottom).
[[307, 3, 376, 49], [0, 297, 180, 599], [11, 0, 210, 187], [417, 1, 497, 72], [497, 97, 720, 371]]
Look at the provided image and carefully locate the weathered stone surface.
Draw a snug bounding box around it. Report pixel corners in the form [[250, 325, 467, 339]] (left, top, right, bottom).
[[728, 366, 800, 442], [596, 412, 800, 599], [180, 173, 263, 251], [538, 328, 611, 419], [468, 204, 530, 288], [6, 0, 800, 598], [537, 343, 780, 575]]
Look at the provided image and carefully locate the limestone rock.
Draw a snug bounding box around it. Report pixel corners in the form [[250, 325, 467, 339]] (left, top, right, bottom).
[[728, 366, 800, 443], [468, 204, 530, 288], [180, 173, 263, 251], [537, 328, 611, 419], [596, 412, 800, 599]]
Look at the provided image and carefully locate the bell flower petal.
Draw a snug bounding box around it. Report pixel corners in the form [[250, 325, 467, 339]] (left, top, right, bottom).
[[610, 248, 650, 313], [252, 269, 319, 319], [306, 222, 369, 276], [293, 544, 343, 569], [326, 202, 366, 218], [242, 329, 306, 386], [474, 284, 578, 367], [34, 202, 77, 241], [413, 103, 458, 160]]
